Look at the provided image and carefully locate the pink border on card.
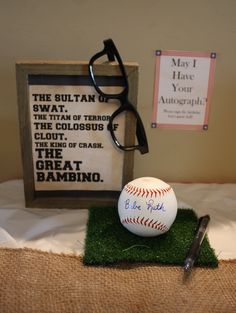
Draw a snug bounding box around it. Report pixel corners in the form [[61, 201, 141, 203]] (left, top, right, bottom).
[[204, 54, 216, 126], [151, 50, 216, 130], [152, 51, 161, 127], [160, 50, 211, 58]]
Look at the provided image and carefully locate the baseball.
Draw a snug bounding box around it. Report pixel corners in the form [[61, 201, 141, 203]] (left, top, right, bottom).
[[118, 177, 177, 237]]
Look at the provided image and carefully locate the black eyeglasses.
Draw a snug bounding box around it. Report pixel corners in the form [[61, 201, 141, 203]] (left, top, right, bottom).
[[88, 39, 149, 154]]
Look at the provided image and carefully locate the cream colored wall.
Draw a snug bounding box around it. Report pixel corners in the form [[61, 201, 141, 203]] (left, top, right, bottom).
[[0, 0, 236, 183]]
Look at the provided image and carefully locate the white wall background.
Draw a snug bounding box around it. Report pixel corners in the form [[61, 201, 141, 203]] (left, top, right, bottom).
[[0, 0, 236, 182]]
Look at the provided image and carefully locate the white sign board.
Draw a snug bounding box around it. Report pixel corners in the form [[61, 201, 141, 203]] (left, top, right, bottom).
[[152, 51, 216, 130], [29, 83, 125, 192]]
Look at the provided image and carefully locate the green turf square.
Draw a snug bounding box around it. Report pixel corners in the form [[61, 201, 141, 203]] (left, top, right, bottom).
[[83, 207, 218, 267]]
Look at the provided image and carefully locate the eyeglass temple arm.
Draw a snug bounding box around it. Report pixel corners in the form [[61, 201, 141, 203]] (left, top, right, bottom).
[[107, 51, 115, 62], [103, 39, 116, 62]]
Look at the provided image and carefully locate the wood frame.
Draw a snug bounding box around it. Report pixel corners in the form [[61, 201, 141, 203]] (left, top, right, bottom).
[[16, 61, 138, 208]]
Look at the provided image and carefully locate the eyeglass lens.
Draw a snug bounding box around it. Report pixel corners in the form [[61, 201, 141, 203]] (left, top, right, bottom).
[[90, 56, 126, 96], [109, 109, 138, 148]]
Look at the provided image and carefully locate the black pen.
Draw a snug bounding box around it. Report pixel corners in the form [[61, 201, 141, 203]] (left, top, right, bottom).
[[184, 214, 210, 273]]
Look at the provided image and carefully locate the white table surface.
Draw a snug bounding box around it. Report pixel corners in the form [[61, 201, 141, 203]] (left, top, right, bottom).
[[0, 180, 235, 260]]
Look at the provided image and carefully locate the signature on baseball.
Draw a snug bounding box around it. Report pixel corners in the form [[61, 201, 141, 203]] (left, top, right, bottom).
[[124, 198, 165, 213]]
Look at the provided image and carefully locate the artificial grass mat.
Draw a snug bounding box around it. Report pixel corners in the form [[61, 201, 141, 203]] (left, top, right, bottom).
[[83, 207, 218, 267]]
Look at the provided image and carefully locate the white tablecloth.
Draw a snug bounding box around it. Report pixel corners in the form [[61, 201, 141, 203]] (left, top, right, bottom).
[[0, 180, 235, 260]]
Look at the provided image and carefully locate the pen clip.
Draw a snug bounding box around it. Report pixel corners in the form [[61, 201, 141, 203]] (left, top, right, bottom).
[[197, 215, 210, 229]]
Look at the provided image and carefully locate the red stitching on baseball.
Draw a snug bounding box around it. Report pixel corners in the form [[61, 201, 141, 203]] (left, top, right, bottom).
[[121, 216, 168, 232], [137, 188, 141, 197], [152, 221, 158, 228], [124, 184, 172, 198]]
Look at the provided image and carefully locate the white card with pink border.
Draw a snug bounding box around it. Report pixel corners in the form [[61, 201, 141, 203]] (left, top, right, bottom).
[[152, 50, 216, 130]]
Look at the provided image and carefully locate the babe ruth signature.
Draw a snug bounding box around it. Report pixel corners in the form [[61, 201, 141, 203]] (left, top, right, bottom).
[[124, 198, 165, 213]]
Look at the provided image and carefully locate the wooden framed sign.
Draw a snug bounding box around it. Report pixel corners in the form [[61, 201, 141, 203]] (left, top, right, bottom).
[[16, 61, 138, 208]]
